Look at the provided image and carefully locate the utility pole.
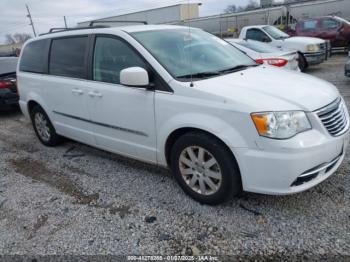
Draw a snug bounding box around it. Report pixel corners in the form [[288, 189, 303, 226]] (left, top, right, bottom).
[[64, 16, 68, 28], [26, 4, 36, 37]]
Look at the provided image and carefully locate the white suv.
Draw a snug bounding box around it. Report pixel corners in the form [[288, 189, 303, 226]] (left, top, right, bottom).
[[17, 25, 349, 205]]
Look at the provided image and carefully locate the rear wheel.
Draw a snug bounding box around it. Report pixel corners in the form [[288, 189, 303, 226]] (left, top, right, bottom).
[[298, 53, 308, 72], [30, 105, 62, 146], [170, 132, 241, 205]]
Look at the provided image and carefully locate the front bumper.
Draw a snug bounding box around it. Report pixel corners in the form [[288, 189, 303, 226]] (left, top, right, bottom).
[[232, 99, 350, 195], [0, 89, 19, 110], [304, 51, 326, 65], [233, 130, 349, 195]]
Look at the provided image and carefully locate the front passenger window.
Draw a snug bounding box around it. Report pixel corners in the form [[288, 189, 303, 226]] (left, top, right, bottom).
[[93, 37, 146, 84]]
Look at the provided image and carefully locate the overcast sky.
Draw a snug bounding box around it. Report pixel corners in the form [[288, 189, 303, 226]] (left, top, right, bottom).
[[0, 0, 257, 44]]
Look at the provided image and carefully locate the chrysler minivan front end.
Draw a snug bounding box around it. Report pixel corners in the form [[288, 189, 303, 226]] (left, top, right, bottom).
[[235, 97, 349, 195]]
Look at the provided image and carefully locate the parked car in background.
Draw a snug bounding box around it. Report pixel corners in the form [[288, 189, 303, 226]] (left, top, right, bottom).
[[0, 57, 18, 110], [346, 52, 350, 77], [225, 38, 300, 71], [18, 25, 349, 205], [239, 25, 326, 71], [291, 16, 350, 51]]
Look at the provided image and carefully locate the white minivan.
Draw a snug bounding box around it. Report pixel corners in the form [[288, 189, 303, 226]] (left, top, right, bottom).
[[17, 25, 349, 205]]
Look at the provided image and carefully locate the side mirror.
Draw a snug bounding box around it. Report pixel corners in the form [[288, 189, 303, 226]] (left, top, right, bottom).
[[120, 67, 149, 87]]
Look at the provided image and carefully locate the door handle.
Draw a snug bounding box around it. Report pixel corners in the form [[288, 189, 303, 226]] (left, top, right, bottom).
[[72, 88, 84, 95], [88, 91, 103, 98]]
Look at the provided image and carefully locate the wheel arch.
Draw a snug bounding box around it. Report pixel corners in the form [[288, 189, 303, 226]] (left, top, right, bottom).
[[164, 127, 240, 171], [27, 100, 41, 115], [298, 51, 308, 70], [25, 91, 50, 118]]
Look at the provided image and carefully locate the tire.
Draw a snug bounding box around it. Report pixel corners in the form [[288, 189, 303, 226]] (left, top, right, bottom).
[[170, 132, 241, 205], [298, 53, 308, 72], [30, 105, 62, 147]]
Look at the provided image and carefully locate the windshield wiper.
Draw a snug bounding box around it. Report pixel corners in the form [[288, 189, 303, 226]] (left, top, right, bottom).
[[177, 71, 221, 79], [219, 64, 257, 74]]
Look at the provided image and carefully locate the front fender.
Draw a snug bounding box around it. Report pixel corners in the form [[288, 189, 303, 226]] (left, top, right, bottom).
[[156, 112, 249, 166]]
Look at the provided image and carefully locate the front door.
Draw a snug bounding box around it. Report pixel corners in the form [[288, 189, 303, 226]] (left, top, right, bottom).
[[87, 35, 157, 163]]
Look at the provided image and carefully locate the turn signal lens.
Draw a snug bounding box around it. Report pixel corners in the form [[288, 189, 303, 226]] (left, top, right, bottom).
[[251, 114, 268, 135]]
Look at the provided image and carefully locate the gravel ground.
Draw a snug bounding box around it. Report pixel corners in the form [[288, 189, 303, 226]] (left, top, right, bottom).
[[0, 55, 350, 260]]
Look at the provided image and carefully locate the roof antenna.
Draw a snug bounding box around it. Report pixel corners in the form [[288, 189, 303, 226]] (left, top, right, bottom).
[[187, 0, 194, 87]]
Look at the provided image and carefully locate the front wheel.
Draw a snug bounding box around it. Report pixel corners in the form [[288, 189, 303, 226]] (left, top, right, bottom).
[[170, 132, 241, 205], [298, 53, 308, 72]]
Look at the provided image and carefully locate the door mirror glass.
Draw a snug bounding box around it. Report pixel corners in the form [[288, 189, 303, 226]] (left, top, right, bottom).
[[120, 67, 149, 87]]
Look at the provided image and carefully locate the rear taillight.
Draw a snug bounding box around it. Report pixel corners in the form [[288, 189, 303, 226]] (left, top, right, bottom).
[[255, 58, 288, 67], [0, 81, 12, 89]]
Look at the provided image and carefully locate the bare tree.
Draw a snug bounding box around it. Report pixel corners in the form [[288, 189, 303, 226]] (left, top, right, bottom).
[[224, 0, 260, 13], [224, 4, 237, 14], [5, 34, 15, 45], [13, 33, 31, 43], [5, 33, 31, 44], [243, 0, 260, 11]]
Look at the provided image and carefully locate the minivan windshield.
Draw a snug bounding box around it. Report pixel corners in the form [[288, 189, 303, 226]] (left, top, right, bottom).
[[263, 26, 290, 40], [131, 29, 257, 81]]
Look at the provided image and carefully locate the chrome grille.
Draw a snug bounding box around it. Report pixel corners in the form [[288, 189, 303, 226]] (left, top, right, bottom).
[[316, 98, 349, 136]]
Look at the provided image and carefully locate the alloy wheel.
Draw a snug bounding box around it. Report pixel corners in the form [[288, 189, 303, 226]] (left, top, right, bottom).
[[179, 146, 222, 196], [34, 112, 51, 142]]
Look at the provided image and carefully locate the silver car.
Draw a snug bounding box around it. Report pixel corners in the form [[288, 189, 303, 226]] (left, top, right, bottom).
[[225, 39, 300, 71]]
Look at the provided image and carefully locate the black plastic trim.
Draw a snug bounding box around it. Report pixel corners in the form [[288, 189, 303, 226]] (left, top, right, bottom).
[[53, 111, 148, 137]]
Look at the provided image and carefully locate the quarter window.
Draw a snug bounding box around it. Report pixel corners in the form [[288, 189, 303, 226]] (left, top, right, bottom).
[[19, 39, 49, 73], [49, 37, 88, 79], [93, 37, 146, 84]]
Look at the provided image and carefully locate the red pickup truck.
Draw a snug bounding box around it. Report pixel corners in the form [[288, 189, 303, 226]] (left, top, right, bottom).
[[290, 16, 350, 50]]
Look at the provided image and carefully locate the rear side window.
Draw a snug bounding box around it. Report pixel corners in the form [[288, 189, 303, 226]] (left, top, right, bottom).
[[20, 40, 48, 73], [49, 37, 88, 79], [246, 29, 270, 42]]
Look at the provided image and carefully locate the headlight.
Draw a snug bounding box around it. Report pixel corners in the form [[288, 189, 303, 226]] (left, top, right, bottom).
[[307, 44, 320, 52], [251, 111, 311, 139]]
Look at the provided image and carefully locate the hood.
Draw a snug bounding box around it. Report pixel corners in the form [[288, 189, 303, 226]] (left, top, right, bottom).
[[285, 36, 325, 45], [193, 66, 339, 112]]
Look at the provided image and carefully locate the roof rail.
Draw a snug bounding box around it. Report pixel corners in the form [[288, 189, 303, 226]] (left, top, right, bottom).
[[39, 25, 109, 36], [88, 20, 148, 27]]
